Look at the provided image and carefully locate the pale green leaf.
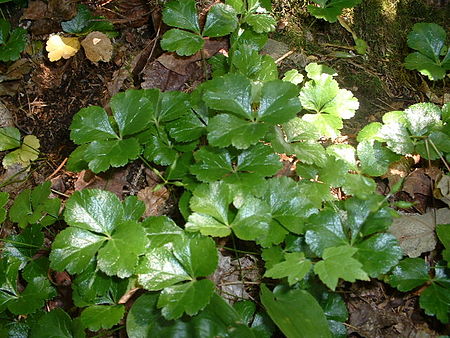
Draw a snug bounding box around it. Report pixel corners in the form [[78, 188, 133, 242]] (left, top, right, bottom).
[[283, 69, 304, 85], [307, 0, 361, 23], [404, 102, 441, 137], [357, 139, 400, 176], [314, 246, 369, 290], [244, 13, 276, 33], [302, 113, 343, 139], [158, 279, 215, 319], [264, 252, 312, 285]]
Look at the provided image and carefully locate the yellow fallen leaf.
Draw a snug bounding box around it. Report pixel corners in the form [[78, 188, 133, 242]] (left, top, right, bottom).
[[46, 35, 80, 62]]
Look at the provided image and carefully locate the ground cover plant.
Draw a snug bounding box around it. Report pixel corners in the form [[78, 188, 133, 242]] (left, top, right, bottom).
[[0, 0, 449, 337]]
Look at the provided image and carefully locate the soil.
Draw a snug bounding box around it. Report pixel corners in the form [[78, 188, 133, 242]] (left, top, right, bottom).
[[0, 0, 449, 337]]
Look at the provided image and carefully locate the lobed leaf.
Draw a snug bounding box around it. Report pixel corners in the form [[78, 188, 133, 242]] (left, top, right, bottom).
[[162, 0, 200, 34], [160, 29, 204, 56], [203, 3, 238, 37]]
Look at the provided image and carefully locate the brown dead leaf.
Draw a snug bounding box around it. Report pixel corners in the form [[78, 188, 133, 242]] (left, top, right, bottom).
[[0, 59, 32, 82], [81, 31, 113, 63], [402, 168, 432, 197], [47, 0, 76, 20], [382, 156, 414, 190], [435, 175, 450, 207], [137, 186, 170, 217], [22, 0, 48, 20], [74, 168, 129, 199]]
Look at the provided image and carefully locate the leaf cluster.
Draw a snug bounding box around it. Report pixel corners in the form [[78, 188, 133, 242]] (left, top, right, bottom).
[[307, 0, 362, 23], [0, 18, 27, 62], [0, 127, 40, 168]]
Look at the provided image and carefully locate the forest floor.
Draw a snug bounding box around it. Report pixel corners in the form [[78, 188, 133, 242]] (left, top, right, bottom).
[[0, 0, 449, 337]]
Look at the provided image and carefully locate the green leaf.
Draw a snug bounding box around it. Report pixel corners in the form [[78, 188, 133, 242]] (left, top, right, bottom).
[[231, 45, 263, 78], [190, 144, 281, 183], [61, 4, 115, 35], [314, 246, 369, 290], [162, 0, 200, 33], [207, 113, 268, 149], [49, 227, 106, 274], [305, 62, 338, 80], [69, 106, 118, 144], [123, 196, 146, 221], [357, 139, 400, 176], [97, 220, 148, 278], [264, 252, 312, 285], [260, 284, 331, 338], [4, 224, 44, 265], [341, 174, 376, 199], [158, 279, 215, 319], [167, 110, 206, 142], [9, 181, 59, 228], [141, 216, 184, 248], [404, 102, 441, 137], [0, 27, 27, 62], [64, 189, 123, 234], [84, 138, 140, 173], [437, 224, 450, 266], [31, 308, 82, 338], [302, 113, 343, 139], [137, 246, 191, 291], [245, 13, 276, 33], [203, 74, 253, 119], [143, 134, 178, 166], [110, 89, 158, 137], [257, 80, 301, 123], [307, 0, 362, 23], [389, 258, 430, 291], [356, 122, 383, 142], [283, 69, 304, 85], [419, 267, 450, 323], [0, 18, 10, 44], [354, 233, 402, 277], [203, 3, 238, 37], [3, 135, 40, 168], [0, 192, 8, 224], [0, 126, 21, 150], [80, 305, 125, 331], [51, 189, 147, 277], [160, 29, 204, 56], [305, 210, 349, 256], [379, 116, 414, 154], [405, 23, 449, 80]]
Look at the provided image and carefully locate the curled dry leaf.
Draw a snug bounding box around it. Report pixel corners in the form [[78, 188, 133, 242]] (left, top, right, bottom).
[[81, 31, 113, 63], [46, 35, 80, 62], [435, 175, 450, 207], [389, 208, 450, 257]]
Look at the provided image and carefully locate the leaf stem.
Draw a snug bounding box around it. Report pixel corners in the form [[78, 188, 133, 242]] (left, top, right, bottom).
[[221, 246, 259, 255], [0, 238, 41, 248], [427, 138, 450, 172]]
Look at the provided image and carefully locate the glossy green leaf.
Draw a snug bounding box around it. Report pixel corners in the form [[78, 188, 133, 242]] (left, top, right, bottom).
[[405, 23, 449, 81], [4, 224, 44, 266], [305, 210, 349, 256], [69, 106, 118, 144], [379, 112, 415, 154], [49, 227, 106, 274], [437, 224, 450, 266], [354, 233, 402, 277], [0, 126, 21, 150], [84, 138, 140, 173], [302, 113, 343, 139], [257, 80, 301, 123], [141, 216, 184, 248], [341, 174, 376, 199], [64, 189, 123, 234], [356, 122, 383, 142], [0, 18, 10, 44], [162, 0, 200, 33], [61, 4, 115, 35], [207, 113, 268, 149], [389, 258, 430, 291], [203, 74, 253, 119], [307, 0, 362, 23], [260, 284, 331, 338], [160, 29, 204, 56], [203, 3, 238, 37], [264, 252, 312, 285], [30, 308, 82, 338], [137, 246, 191, 291], [123, 196, 146, 221], [143, 134, 178, 166], [80, 305, 125, 331], [190, 144, 281, 183], [314, 246, 369, 290], [245, 13, 276, 33], [110, 89, 157, 137], [158, 279, 215, 319], [419, 268, 450, 323], [167, 110, 206, 142], [357, 139, 400, 176], [97, 220, 148, 278]]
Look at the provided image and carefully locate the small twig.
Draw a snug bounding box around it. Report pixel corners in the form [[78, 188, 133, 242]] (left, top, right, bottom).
[[46, 157, 68, 180], [275, 50, 295, 64], [51, 189, 70, 198]]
